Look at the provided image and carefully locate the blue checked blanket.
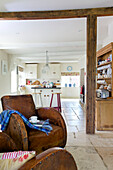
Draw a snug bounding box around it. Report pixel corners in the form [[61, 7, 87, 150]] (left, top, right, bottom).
[[0, 110, 52, 135]]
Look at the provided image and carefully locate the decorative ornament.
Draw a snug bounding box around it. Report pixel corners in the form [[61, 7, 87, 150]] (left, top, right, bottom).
[[67, 66, 72, 71]]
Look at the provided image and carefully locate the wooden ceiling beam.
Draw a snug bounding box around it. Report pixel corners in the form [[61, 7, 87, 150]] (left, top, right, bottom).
[[0, 7, 113, 20]]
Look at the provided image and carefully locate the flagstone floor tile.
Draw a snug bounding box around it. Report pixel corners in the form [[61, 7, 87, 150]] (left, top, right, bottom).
[[62, 99, 113, 170]]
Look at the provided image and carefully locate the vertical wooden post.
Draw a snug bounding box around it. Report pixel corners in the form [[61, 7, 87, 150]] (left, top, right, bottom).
[[86, 15, 97, 134]]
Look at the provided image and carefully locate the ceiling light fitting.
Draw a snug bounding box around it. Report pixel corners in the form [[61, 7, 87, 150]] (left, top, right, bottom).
[[42, 50, 50, 74]]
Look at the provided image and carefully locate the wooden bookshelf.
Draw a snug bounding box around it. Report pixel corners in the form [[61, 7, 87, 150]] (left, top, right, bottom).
[[96, 42, 113, 131]]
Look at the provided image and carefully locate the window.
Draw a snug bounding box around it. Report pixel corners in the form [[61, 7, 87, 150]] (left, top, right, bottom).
[[61, 75, 80, 87]]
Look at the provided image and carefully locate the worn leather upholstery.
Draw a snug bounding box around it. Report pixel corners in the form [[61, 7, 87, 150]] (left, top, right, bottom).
[[28, 124, 64, 153], [0, 132, 77, 170], [0, 132, 17, 152], [1, 94, 67, 154], [2, 94, 36, 119]]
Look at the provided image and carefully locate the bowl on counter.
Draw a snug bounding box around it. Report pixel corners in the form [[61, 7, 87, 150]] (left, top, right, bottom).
[[49, 82, 54, 87]]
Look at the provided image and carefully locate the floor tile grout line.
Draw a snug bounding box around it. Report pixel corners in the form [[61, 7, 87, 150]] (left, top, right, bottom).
[[89, 138, 108, 169], [75, 126, 80, 132], [71, 107, 80, 120]]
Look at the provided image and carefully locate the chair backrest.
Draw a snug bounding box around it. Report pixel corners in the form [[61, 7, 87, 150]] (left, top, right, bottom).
[[1, 94, 36, 119]]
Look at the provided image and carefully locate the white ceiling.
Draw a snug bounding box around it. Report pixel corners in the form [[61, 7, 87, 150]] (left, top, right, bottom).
[[0, 0, 113, 63], [0, 0, 113, 11], [0, 18, 86, 63]]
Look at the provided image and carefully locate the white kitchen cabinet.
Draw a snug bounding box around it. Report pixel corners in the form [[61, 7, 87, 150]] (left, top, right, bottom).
[[48, 64, 61, 79], [38, 63, 61, 81], [25, 64, 38, 79]]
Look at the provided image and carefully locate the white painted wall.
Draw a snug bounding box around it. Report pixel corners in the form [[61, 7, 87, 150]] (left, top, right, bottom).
[[0, 50, 11, 111], [0, 51, 25, 111], [61, 87, 80, 98], [61, 63, 80, 72], [0, 50, 11, 98], [100, 20, 113, 47]]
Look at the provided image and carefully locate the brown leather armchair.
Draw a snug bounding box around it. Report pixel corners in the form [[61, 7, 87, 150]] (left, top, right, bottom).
[[1, 94, 67, 154], [0, 132, 77, 170]]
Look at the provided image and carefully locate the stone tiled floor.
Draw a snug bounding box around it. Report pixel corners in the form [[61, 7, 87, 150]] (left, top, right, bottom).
[[61, 99, 113, 170]]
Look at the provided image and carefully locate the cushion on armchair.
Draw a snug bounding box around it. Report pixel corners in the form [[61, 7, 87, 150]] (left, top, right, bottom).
[[0, 151, 36, 170]]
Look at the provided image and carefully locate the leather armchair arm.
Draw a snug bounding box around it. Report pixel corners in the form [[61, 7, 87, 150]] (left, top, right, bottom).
[[0, 132, 18, 152], [4, 113, 28, 151], [36, 108, 66, 127], [19, 147, 77, 170], [36, 107, 67, 147]]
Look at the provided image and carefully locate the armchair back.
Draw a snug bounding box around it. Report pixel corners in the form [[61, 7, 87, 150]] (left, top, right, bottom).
[[1, 94, 36, 119]]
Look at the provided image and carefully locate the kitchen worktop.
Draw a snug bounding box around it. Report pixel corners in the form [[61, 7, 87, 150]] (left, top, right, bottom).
[[31, 87, 61, 89]]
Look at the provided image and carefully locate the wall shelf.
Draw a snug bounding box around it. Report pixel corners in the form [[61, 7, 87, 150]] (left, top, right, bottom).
[[97, 61, 112, 68], [97, 78, 111, 80]]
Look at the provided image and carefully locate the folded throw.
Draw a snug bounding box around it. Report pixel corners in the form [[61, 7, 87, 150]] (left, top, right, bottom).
[[0, 110, 52, 135]]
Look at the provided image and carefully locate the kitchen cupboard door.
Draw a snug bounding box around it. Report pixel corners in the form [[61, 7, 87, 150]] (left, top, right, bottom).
[[41, 94, 51, 107], [96, 100, 113, 130], [49, 64, 61, 79], [25, 64, 38, 79]]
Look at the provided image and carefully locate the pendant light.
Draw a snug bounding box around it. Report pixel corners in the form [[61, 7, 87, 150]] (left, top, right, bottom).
[[42, 51, 50, 74]]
